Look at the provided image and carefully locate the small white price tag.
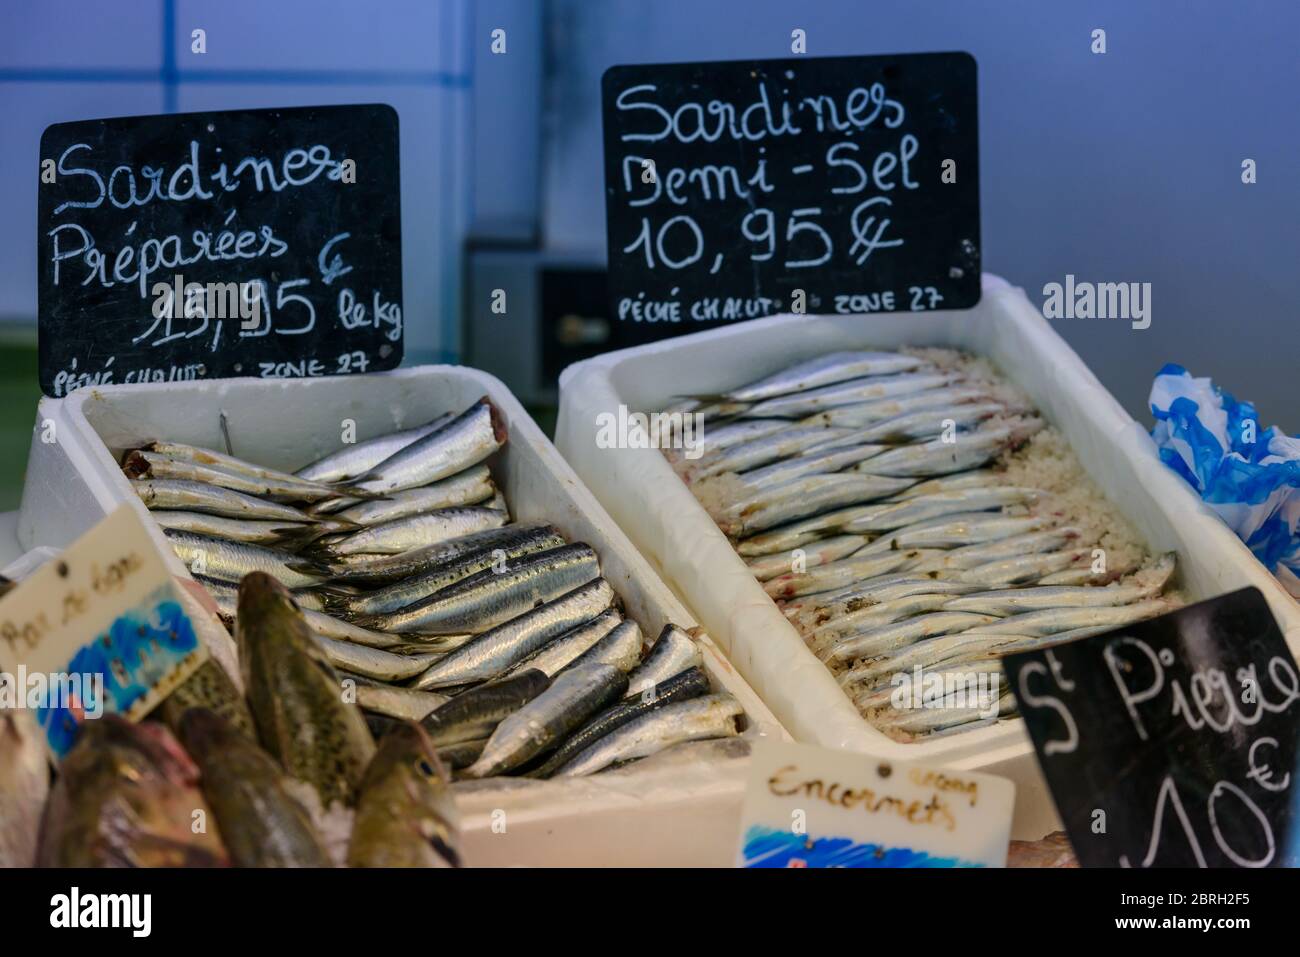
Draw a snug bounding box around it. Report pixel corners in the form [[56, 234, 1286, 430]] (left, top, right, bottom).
[[0, 506, 207, 760], [736, 740, 1015, 868]]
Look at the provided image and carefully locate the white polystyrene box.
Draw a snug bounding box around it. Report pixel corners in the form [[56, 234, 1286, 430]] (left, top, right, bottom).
[[555, 274, 1300, 841], [18, 365, 786, 867]]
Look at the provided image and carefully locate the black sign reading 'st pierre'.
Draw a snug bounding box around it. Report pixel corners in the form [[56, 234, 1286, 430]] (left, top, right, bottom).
[[601, 53, 981, 333], [37, 104, 403, 397]]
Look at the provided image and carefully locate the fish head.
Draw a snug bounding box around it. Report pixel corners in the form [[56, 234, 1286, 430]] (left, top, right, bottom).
[[237, 571, 300, 621], [373, 721, 452, 788], [176, 706, 233, 763], [46, 717, 227, 867]]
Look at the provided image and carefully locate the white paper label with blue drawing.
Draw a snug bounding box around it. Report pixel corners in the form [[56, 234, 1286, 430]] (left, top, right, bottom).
[[736, 740, 1015, 867]]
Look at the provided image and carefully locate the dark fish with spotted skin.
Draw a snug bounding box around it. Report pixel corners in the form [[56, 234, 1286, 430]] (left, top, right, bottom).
[[347, 722, 461, 868], [36, 716, 228, 867], [238, 573, 375, 808], [531, 667, 712, 779], [158, 658, 255, 741], [179, 708, 330, 867], [419, 669, 551, 747]]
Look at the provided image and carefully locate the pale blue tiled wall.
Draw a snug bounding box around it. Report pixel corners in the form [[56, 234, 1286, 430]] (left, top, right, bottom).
[[1, 0, 474, 363]]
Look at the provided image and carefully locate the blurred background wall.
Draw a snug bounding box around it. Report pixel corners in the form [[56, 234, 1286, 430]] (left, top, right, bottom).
[[0, 0, 1296, 508]]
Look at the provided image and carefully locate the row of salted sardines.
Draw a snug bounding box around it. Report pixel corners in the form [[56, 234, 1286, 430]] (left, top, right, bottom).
[[664, 350, 1178, 740], [125, 397, 744, 778]]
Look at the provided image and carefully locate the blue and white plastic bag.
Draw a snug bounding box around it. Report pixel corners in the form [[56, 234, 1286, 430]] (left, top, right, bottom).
[[1149, 364, 1300, 597]]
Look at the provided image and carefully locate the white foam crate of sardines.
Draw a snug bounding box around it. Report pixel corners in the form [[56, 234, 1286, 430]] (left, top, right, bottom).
[[18, 365, 785, 867], [555, 274, 1300, 841]]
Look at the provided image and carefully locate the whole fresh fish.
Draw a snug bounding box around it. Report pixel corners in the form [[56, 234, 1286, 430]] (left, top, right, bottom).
[[0, 711, 49, 867], [463, 663, 629, 778], [853, 660, 1005, 712], [238, 573, 375, 807], [531, 667, 712, 778], [150, 509, 316, 546], [839, 632, 1033, 689], [295, 414, 452, 483], [1037, 562, 1134, 585], [942, 561, 1174, 615], [316, 634, 443, 682], [959, 598, 1175, 638], [348, 722, 461, 868], [567, 620, 644, 672], [178, 708, 330, 867], [165, 529, 330, 589], [819, 612, 999, 665], [323, 523, 564, 584], [193, 573, 325, 615], [36, 716, 228, 867], [741, 372, 955, 420], [124, 449, 372, 502], [363, 543, 600, 635], [325, 525, 567, 617], [850, 402, 1012, 443], [807, 593, 965, 648], [798, 386, 993, 429], [784, 576, 983, 626], [353, 681, 450, 722], [132, 478, 318, 524], [502, 609, 623, 678], [625, 625, 703, 698], [421, 669, 551, 747], [353, 398, 506, 495], [719, 473, 916, 536], [311, 507, 508, 557], [138, 440, 363, 501], [158, 658, 255, 740], [553, 694, 743, 777], [876, 692, 1015, 736], [852, 423, 1041, 477], [858, 512, 1049, 553], [734, 504, 884, 556], [840, 487, 1044, 534], [691, 425, 853, 480], [906, 527, 1082, 575], [764, 548, 927, 599], [892, 469, 1001, 500], [411, 579, 615, 689], [302, 608, 409, 649], [700, 351, 928, 403], [953, 548, 1092, 586], [669, 419, 789, 461], [333, 465, 495, 525], [745, 534, 868, 581], [733, 443, 889, 490]]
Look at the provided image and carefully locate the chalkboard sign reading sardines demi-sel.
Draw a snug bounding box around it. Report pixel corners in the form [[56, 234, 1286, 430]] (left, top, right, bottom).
[[37, 105, 403, 397], [601, 53, 980, 335], [1003, 588, 1299, 868]]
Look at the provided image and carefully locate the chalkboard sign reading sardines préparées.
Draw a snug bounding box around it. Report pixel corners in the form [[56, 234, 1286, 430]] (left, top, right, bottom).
[[601, 53, 980, 335], [1003, 587, 1299, 868], [38, 104, 402, 397]]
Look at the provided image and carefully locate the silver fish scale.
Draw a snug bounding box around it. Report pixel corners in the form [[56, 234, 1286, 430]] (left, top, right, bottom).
[[411, 579, 615, 688], [372, 543, 600, 634], [164, 530, 326, 590], [295, 415, 451, 483]]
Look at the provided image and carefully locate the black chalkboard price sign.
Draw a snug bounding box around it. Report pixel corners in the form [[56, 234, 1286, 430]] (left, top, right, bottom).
[[601, 53, 980, 336], [37, 104, 402, 397], [1004, 588, 1298, 868]]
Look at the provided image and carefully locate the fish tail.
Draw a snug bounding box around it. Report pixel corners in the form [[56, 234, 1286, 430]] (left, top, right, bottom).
[[269, 525, 329, 549], [330, 485, 390, 500], [284, 557, 333, 579]]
